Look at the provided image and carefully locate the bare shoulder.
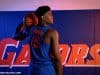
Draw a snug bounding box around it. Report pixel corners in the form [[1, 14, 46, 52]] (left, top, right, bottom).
[[47, 29, 59, 38]]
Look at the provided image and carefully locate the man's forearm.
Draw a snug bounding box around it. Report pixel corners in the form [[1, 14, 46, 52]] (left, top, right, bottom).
[[55, 61, 63, 75]]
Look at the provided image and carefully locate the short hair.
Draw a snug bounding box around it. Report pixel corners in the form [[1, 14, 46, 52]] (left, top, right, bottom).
[[35, 6, 51, 19]]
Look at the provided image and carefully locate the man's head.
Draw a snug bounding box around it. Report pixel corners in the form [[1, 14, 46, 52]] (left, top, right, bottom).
[[35, 6, 53, 25]]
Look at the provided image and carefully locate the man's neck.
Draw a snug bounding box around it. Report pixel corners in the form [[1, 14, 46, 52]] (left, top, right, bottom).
[[41, 22, 48, 27]]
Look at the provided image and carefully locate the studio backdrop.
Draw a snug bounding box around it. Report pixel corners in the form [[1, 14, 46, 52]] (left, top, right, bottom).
[[0, 0, 100, 75]]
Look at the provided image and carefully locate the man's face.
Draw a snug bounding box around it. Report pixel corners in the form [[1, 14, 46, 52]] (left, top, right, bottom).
[[42, 11, 53, 24]]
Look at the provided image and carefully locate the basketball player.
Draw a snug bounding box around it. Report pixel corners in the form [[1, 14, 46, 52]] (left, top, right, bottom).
[[29, 6, 62, 75]]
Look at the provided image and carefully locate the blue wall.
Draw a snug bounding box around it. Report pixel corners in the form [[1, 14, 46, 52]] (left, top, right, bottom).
[[0, 10, 100, 75]]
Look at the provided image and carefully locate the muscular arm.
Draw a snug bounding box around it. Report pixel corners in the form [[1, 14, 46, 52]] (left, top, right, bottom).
[[50, 30, 62, 75]]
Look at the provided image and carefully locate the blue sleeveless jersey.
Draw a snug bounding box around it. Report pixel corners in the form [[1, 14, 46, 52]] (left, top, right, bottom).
[[28, 25, 56, 75]]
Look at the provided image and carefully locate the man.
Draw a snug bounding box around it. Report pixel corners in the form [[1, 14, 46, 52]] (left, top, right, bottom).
[[29, 6, 62, 75]]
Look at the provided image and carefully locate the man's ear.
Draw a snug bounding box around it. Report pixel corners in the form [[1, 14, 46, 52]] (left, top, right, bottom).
[[41, 16, 44, 20]]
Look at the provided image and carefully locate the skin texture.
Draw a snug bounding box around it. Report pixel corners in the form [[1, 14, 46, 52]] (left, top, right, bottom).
[[41, 11, 53, 25], [41, 10, 62, 75]]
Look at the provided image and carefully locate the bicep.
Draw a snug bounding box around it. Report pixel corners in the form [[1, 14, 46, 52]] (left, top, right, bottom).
[[50, 30, 61, 61]]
